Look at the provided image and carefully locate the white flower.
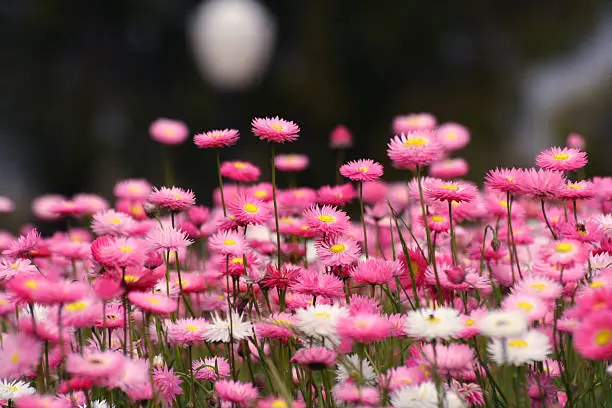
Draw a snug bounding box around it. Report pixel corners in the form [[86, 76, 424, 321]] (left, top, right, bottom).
[[405, 307, 462, 340], [336, 354, 376, 385], [488, 330, 551, 365], [152, 354, 165, 367], [295, 304, 348, 345], [205, 311, 253, 343], [607, 364, 612, 376], [81, 400, 114, 408], [20, 304, 50, 322], [390, 382, 466, 408], [590, 253, 612, 271], [0, 379, 36, 401], [596, 214, 612, 236], [477, 309, 528, 338]]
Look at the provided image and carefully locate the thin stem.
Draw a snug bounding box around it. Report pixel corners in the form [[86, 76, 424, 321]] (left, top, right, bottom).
[[270, 143, 282, 269], [215, 149, 227, 216], [359, 182, 369, 259], [447, 200, 458, 265], [541, 200, 558, 240]]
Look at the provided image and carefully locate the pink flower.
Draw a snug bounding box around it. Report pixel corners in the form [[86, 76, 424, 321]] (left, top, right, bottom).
[[485, 167, 522, 194], [437, 122, 470, 151], [145, 226, 193, 252], [567, 132, 585, 149], [536, 147, 587, 171], [540, 239, 588, 268], [315, 236, 361, 267], [113, 178, 152, 200], [412, 343, 474, 378], [149, 118, 189, 145], [149, 186, 195, 212], [220, 161, 261, 182], [65, 351, 125, 381], [0, 333, 42, 379], [387, 130, 442, 169], [128, 291, 177, 315], [337, 313, 393, 343], [254, 313, 296, 340], [330, 125, 353, 148], [0, 196, 13, 213], [303, 205, 351, 236], [382, 366, 427, 390], [502, 292, 548, 322], [558, 180, 595, 200], [228, 195, 271, 225], [290, 346, 337, 370], [193, 128, 239, 149], [3, 228, 40, 258], [251, 116, 300, 143], [317, 184, 357, 206], [351, 258, 398, 285], [208, 230, 247, 257], [423, 178, 478, 203], [429, 158, 469, 179], [289, 268, 344, 299], [274, 154, 309, 172], [15, 395, 70, 408], [339, 159, 384, 182], [167, 318, 208, 346], [91, 209, 136, 236], [90, 236, 145, 268], [62, 298, 104, 328], [574, 310, 612, 360], [392, 113, 436, 134], [516, 168, 565, 199], [0, 257, 38, 280], [111, 358, 152, 401], [193, 356, 231, 381], [247, 183, 274, 202], [73, 194, 109, 215], [333, 383, 379, 405], [153, 365, 183, 405], [215, 380, 258, 404], [261, 263, 302, 290], [31, 194, 64, 221]]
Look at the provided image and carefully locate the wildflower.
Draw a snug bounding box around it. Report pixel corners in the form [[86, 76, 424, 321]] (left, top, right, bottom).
[[289, 268, 344, 299], [193, 356, 231, 381], [14, 395, 70, 408], [437, 122, 470, 151], [540, 239, 588, 268], [254, 313, 296, 340], [429, 158, 469, 179], [148, 186, 195, 212], [574, 311, 612, 360], [220, 160, 261, 182], [536, 147, 587, 171], [488, 330, 551, 365], [205, 312, 253, 343], [339, 159, 384, 182], [336, 354, 377, 384], [128, 292, 177, 315], [149, 118, 188, 145], [477, 309, 528, 338], [65, 351, 125, 381], [290, 346, 336, 370], [251, 116, 300, 143], [145, 226, 193, 253], [390, 381, 464, 408], [405, 307, 463, 340], [392, 113, 437, 134], [424, 178, 478, 203], [153, 365, 183, 405], [113, 179, 151, 201], [0, 380, 35, 401], [215, 380, 258, 405], [516, 168, 565, 199], [387, 130, 442, 169], [502, 293, 548, 322], [337, 313, 393, 343], [0, 258, 38, 281], [317, 184, 357, 206], [333, 383, 380, 406], [227, 195, 271, 225], [208, 231, 247, 257], [303, 204, 350, 236], [167, 318, 208, 346], [351, 258, 398, 285], [274, 154, 309, 172], [90, 236, 145, 268], [193, 128, 239, 149], [315, 236, 361, 267], [261, 263, 301, 290], [295, 304, 348, 345], [330, 125, 353, 148], [3, 229, 40, 258]]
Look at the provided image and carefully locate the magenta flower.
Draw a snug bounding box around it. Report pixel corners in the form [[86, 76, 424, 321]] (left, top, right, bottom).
[[329, 125, 353, 148], [303, 204, 351, 236], [387, 130, 442, 169], [423, 178, 478, 203], [536, 146, 587, 171], [220, 161, 261, 182], [215, 380, 258, 404], [251, 116, 300, 143], [516, 168, 566, 200], [437, 122, 470, 151], [153, 365, 183, 405], [0, 333, 42, 379], [193, 128, 239, 149], [148, 186, 195, 212], [149, 118, 189, 145], [339, 159, 384, 182], [128, 291, 177, 315], [290, 346, 337, 370], [289, 268, 344, 299]]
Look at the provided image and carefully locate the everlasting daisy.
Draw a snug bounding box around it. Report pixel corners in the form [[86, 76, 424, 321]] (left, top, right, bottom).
[[540, 239, 588, 268], [333, 383, 380, 406], [502, 292, 548, 322], [513, 275, 562, 301], [208, 230, 247, 257], [336, 354, 377, 385], [153, 365, 183, 406], [215, 380, 258, 405], [485, 168, 522, 194], [289, 268, 344, 299], [90, 209, 137, 236], [559, 180, 595, 200], [193, 128, 239, 149], [351, 258, 398, 286], [65, 351, 125, 381], [337, 313, 393, 343], [574, 311, 612, 360], [516, 168, 565, 200], [477, 309, 528, 338], [295, 304, 348, 345], [274, 154, 309, 172], [488, 330, 551, 365], [536, 146, 587, 171], [254, 313, 296, 340], [228, 195, 271, 225], [0, 196, 13, 213], [423, 178, 478, 203], [387, 130, 442, 169], [167, 318, 208, 346], [290, 346, 337, 370], [15, 395, 70, 408], [205, 312, 253, 343], [437, 122, 470, 151], [149, 118, 188, 145], [251, 116, 300, 143], [90, 236, 145, 269], [429, 158, 469, 179], [193, 356, 231, 381], [414, 343, 474, 378], [145, 226, 193, 253], [2, 228, 40, 258], [390, 381, 464, 408], [113, 178, 151, 201], [220, 161, 261, 182], [392, 113, 437, 134], [314, 236, 361, 267], [330, 124, 353, 148], [0, 379, 35, 402], [128, 292, 177, 315], [317, 184, 357, 206], [148, 186, 195, 212], [339, 159, 384, 182], [0, 258, 38, 280], [303, 204, 350, 236], [405, 307, 463, 340]]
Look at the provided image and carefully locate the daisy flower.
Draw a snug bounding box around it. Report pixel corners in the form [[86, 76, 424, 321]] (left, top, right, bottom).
[[261, 263, 302, 290], [128, 292, 177, 315], [65, 351, 125, 381], [390, 381, 464, 408], [167, 318, 208, 346], [574, 311, 612, 360], [149, 118, 188, 145], [0, 379, 35, 401], [559, 180, 595, 200], [0, 258, 38, 281], [339, 159, 384, 182], [251, 116, 300, 143], [90, 236, 145, 269], [488, 330, 551, 365], [2, 228, 40, 258], [429, 158, 469, 179], [337, 313, 393, 343], [516, 168, 565, 200], [330, 124, 353, 148], [336, 354, 377, 385], [145, 226, 193, 253], [540, 239, 588, 267], [405, 307, 463, 340], [295, 304, 348, 345], [387, 130, 442, 169], [303, 204, 351, 236], [290, 346, 337, 370], [152, 365, 183, 405], [392, 113, 437, 134], [208, 230, 247, 257], [289, 268, 344, 299], [74, 194, 109, 215], [513, 275, 562, 301], [501, 292, 548, 322], [193, 356, 231, 381], [0, 196, 13, 213], [227, 195, 271, 225], [254, 313, 296, 340], [414, 343, 474, 377], [215, 380, 258, 405], [423, 178, 478, 203], [205, 312, 253, 343], [567, 132, 585, 149], [148, 186, 195, 212], [193, 128, 239, 149], [317, 184, 357, 206], [14, 395, 70, 408], [536, 146, 587, 171], [437, 122, 470, 151], [220, 161, 261, 182], [274, 154, 309, 172], [314, 236, 361, 267], [92, 209, 138, 236], [113, 178, 151, 201], [351, 258, 398, 285], [333, 383, 380, 406], [477, 309, 528, 338]]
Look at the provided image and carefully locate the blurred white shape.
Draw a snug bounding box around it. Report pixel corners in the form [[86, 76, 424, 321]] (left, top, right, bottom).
[[189, 0, 277, 91], [514, 8, 612, 160]]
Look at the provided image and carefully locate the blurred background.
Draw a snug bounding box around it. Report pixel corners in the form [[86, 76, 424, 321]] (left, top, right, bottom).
[[1, 0, 612, 228]]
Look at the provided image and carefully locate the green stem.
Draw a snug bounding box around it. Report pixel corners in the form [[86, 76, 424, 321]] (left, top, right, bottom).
[[216, 149, 227, 216], [270, 144, 282, 269], [359, 182, 369, 259], [541, 199, 558, 240]]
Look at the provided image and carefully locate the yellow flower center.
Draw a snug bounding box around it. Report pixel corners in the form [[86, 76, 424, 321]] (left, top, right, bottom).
[[233, 162, 247, 169], [6, 385, 18, 391], [243, 203, 258, 213], [530, 283, 546, 291], [330, 244, 346, 253], [553, 153, 570, 161], [11, 352, 19, 364], [271, 401, 288, 408], [446, 132, 457, 140], [498, 200, 508, 209], [124, 275, 138, 283], [517, 301, 534, 311], [508, 339, 528, 348], [148, 297, 160, 305], [441, 184, 458, 191], [555, 243, 574, 253], [11, 263, 18, 269], [426, 316, 441, 323], [280, 217, 294, 224], [231, 257, 244, 265], [185, 325, 199, 332], [254, 190, 267, 198], [568, 183, 583, 190], [314, 312, 331, 319], [108, 217, 122, 225], [269, 124, 284, 131], [595, 329, 612, 346], [358, 167, 369, 173], [272, 319, 292, 327], [317, 215, 335, 223], [223, 239, 236, 246], [591, 281, 605, 288], [119, 246, 133, 253], [506, 176, 515, 182], [465, 319, 475, 326], [24, 280, 38, 290], [404, 137, 427, 147], [430, 215, 445, 223], [354, 320, 369, 328], [0, 300, 6, 306], [65, 301, 88, 312]]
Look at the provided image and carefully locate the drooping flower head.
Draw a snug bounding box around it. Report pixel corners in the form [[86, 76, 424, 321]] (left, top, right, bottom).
[[193, 128, 239, 149], [536, 147, 588, 171], [251, 116, 300, 143], [149, 118, 189, 145]]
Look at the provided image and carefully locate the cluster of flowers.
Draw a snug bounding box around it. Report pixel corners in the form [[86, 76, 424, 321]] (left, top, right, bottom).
[[0, 112, 609, 408]]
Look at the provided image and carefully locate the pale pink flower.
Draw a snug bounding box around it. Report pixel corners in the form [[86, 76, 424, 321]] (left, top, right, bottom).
[[149, 118, 189, 145]]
